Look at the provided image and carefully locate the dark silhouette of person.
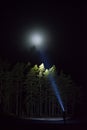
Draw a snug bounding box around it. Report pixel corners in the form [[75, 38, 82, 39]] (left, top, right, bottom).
[[63, 110, 66, 124]]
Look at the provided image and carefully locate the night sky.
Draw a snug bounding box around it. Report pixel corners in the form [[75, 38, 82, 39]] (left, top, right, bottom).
[[0, 1, 86, 88]]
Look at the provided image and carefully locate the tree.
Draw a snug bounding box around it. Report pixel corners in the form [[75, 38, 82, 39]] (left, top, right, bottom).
[[24, 63, 57, 117], [24, 64, 39, 117], [0, 60, 82, 118], [0, 59, 11, 113], [10, 62, 25, 116], [57, 70, 82, 117]]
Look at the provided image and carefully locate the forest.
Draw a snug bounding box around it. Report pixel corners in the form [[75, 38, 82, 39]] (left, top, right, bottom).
[[0, 59, 82, 118]]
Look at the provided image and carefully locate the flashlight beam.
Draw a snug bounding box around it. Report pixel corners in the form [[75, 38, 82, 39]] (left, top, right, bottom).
[[39, 51, 65, 112], [49, 75, 65, 111]]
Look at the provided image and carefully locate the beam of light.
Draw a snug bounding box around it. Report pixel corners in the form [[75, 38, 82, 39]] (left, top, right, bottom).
[[39, 51, 65, 112], [27, 29, 65, 112], [48, 75, 65, 111], [39, 51, 51, 68]]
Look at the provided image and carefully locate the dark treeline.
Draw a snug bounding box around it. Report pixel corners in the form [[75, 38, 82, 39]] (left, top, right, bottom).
[[0, 59, 83, 118]]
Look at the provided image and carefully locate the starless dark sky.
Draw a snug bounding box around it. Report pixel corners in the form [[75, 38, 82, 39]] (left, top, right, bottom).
[[0, 1, 86, 87]]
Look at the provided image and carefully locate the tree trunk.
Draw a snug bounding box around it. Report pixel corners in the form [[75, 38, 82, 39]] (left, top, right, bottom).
[[39, 84, 42, 117], [19, 81, 22, 117], [49, 97, 51, 117], [16, 82, 19, 116], [45, 88, 47, 117], [52, 96, 54, 117]]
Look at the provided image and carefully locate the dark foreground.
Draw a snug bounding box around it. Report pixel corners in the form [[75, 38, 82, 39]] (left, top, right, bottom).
[[0, 114, 87, 130]]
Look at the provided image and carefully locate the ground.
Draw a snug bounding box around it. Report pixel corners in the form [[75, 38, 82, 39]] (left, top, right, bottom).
[[0, 114, 87, 129]]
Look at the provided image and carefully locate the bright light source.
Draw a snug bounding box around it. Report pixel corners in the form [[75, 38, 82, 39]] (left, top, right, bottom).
[[30, 33, 43, 46], [29, 31, 45, 50], [24, 28, 51, 50], [21, 26, 52, 50]]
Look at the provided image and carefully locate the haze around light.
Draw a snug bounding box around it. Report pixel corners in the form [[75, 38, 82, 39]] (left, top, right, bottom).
[[24, 28, 51, 50], [29, 32, 44, 49]]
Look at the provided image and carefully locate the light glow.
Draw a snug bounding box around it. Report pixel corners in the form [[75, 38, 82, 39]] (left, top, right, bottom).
[[39, 63, 45, 72], [28, 31, 46, 50], [30, 33, 43, 46], [24, 28, 51, 50]]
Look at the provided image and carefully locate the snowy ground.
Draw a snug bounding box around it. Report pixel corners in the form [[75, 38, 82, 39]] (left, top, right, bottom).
[[0, 114, 87, 129], [22, 117, 85, 124], [29, 117, 70, 121]]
